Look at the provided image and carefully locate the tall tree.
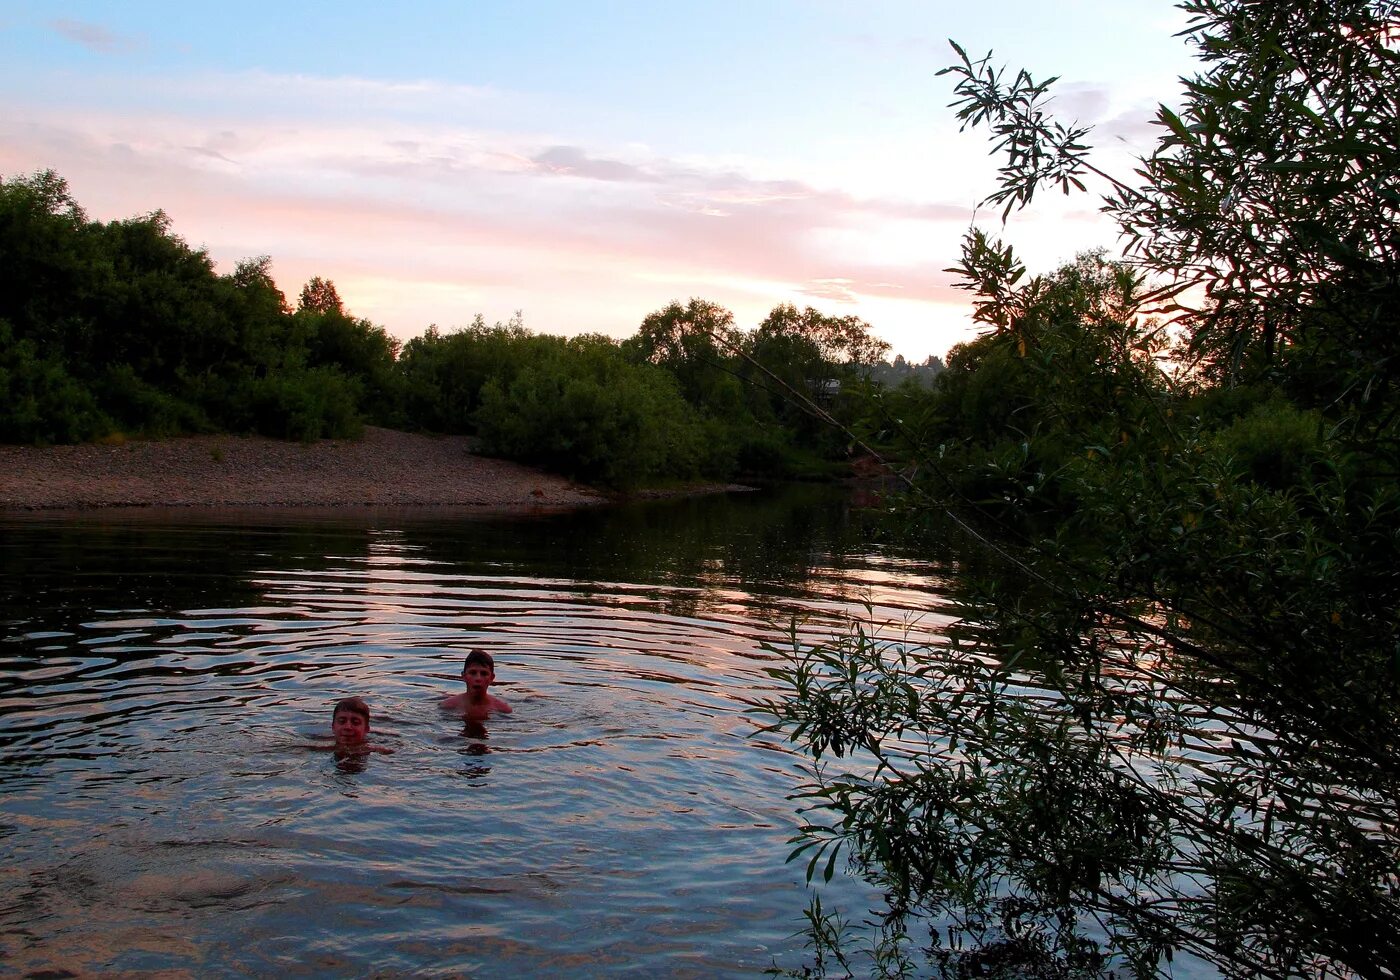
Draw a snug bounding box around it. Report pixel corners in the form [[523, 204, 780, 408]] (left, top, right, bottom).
[[763, 3, 1400, 976], [298, 275, 344, 315], [629, 298, 739, 408]]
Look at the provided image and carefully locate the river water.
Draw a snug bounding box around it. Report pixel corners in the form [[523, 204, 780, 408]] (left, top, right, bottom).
[[0, 487, 961, 977]]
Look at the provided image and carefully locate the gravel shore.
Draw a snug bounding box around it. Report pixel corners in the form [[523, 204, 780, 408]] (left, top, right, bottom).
[[0, 427, 608, 512]]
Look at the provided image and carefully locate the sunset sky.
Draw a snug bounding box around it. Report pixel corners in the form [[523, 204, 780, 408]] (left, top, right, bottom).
[[0, 2, 1197, 361]]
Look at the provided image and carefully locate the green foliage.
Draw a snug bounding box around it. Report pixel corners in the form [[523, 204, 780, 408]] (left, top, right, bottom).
[[621, 298, 899, 482], [0, 169, 401, 444], [397, 315, 544, 434], [297, 275, 343, 315], [733, 304, 893, 462], [296, 306, 402, 425], [628, 297, 739, 409], [856, 252, 1170, 521], [751, 304, 891, 369], [767, 5, 1400, 973], [233, 366, 365, 442], [944, 0, 1400, 398], [96, 363, 211, 437], [475, 333, 711, 488], [1207, 397, 1324, 489], [0, 320, 111, 443]]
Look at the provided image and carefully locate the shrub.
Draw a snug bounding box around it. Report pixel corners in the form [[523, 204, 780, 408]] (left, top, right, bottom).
[[97, 363, 210, 437], [234, 367, 364, 442], [475, 336, 709, 487], [1209, 398, 1324, 490], [0, 321, 111, 443]]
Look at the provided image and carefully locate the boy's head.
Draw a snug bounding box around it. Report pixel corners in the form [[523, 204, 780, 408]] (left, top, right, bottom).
[[331, 696, 371, 744], [463, 649, 494, 673], [461, 649, 495, 693]]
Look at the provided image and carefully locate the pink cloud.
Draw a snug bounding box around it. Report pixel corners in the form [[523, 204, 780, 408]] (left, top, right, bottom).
[[530, 146, 656, 182], [2, 104, 978, 356]]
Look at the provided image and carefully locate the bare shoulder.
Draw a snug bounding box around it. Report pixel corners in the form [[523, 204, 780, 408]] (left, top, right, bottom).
[[439, 693, 464, 711], [492, 695, 513, 714]]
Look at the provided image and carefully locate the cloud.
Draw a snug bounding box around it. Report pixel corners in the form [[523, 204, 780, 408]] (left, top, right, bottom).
[[799, 278, 915, 304], [1053, 82, 1112, 125], [531, 146, 654, 182], [799, 278, 859, 302], [518, 144, 970, 230], [1, 86, 980, 356], [48, 19, 142, 55], [1098, 103, 1167, 148]]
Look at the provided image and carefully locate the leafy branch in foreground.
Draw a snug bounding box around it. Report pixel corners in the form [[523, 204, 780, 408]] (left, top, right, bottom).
[[760, 2, 1400, 975], [754, 597, 1399, 978], [944, 0, 1400, 393]]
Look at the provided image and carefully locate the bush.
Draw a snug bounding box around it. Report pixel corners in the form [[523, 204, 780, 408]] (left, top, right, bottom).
[[475, 336, 709, 487], [1209, 398, 1324, 490], [0, 321, 111, 443], [398, 317, 546, 434], [97, 363, 211, 437], [234, 367, 364, 442]]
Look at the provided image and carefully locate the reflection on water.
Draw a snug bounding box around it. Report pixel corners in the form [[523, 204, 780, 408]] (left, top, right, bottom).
[[0, 486, 959, 977]]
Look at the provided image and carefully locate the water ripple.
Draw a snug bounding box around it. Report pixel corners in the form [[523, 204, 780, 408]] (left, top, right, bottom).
[[0, 493, 955, 976]]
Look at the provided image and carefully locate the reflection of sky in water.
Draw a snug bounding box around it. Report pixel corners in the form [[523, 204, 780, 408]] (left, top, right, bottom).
[[0, 488, 958, 977]]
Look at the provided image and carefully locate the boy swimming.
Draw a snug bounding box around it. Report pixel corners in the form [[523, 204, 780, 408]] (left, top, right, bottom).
[[322, 696, 394, 754], [440, 649, 512, 718]]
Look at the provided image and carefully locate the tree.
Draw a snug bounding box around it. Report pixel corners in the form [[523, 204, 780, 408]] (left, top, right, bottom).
[[942, 0, 1399, 395], [475, 332, 711, 487], [753, 304, 892, 368], [0, 169, 96, 354], [743, 305, 889, 431], [628, 298, 740, 408], [293, 277, 402, 424], [397, 314, 540, 434], [762, 3, 1400, 976], [298, 275, 343, 315]]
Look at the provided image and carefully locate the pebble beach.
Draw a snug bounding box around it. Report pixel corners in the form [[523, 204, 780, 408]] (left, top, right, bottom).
[[0, 427, 608, 512]]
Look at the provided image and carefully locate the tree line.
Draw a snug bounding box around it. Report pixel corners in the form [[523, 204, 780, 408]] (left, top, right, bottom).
[[0, 168, 944, 488]]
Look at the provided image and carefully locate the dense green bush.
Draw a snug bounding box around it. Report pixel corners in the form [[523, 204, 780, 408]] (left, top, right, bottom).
[[1208, 397, 1325, 490], [0, 320, 111, 443], [475, 334, 710, 487], [96, 363, 211, 437], [397, 317, 545, 434], [234, 367, 365, 442]]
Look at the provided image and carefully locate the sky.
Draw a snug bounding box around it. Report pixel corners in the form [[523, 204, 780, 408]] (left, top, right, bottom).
[[0, 1, 1198, 362]]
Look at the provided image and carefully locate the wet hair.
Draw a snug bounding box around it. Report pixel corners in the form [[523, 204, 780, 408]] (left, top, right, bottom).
[[463, 649, 494, 672], [333, 696, 370, 722]]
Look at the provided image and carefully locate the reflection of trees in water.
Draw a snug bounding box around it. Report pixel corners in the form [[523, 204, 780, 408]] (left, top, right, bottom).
[[0, 517, 382, 729], [1, 489, 909, 756], [394, 485, 907, 622], [1, 517, 374, 631]]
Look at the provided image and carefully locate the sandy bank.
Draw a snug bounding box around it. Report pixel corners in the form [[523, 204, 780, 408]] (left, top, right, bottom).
[[0, 427, 609, 512]]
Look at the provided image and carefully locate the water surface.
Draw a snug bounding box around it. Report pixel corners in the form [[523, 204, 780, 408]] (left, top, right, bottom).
[[0, 488, 957, 976]]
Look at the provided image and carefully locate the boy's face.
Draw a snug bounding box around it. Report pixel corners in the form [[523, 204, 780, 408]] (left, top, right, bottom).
[[332, 708, 370, 744], [462, 664, 494, 695]]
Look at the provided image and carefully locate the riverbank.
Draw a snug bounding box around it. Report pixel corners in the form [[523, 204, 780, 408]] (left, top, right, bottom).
[[0, 427, 610, 512]]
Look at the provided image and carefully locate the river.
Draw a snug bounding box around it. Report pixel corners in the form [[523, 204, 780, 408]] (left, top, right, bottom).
[[1, 486, 962, 977]]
